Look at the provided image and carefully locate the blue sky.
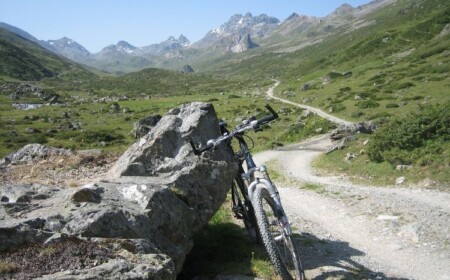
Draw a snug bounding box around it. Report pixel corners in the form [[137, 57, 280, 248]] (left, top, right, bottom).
[[1, 0, 371, 53]]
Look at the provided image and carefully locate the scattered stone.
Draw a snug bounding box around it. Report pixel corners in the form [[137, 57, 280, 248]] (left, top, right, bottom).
[[396, 165, 412, 171], [25, 127, 41, 134], [345, 153, 357, 161], [301, 83, 311, 91], [395, 176, 406, 185], [417, 178, 436, 189], [398, 223, 421, 243]]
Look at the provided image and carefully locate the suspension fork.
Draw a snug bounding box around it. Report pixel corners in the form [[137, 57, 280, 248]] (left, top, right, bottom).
[[242, 166, 292, 234]]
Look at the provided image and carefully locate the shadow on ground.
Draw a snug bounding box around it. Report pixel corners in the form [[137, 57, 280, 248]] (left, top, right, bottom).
[[178, 221, 409, 280], [293, 232, 409, 280]]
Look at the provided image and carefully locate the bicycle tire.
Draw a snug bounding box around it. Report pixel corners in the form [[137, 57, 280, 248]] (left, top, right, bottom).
[[232, 178, 260, 243], [253, 185, 305, 280]]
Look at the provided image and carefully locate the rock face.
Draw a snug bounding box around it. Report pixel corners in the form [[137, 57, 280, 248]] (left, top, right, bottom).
[[231, 34, 260, 53], [131, 114, 162, 138], [0, 102, 238, 279]]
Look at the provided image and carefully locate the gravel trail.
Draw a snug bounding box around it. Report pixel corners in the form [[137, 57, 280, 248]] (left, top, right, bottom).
[[266, 80, 354, 126], [260, 80, 449, 279], [253, 137, 450, 280]]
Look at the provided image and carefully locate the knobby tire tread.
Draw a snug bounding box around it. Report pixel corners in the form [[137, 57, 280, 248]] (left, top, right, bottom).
[[253, 185, 294, 280]]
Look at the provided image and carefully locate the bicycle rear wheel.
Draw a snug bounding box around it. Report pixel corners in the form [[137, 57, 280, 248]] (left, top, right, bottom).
[[253, 185, 305, 280], [232, 177, 260, 243]]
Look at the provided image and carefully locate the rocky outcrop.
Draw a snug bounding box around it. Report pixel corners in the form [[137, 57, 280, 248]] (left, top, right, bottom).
[[180, 65, 195, 73], [327, 121, 376, 153], [0, 102, 238, 279], [0, 143, 72, 166], [231, 34, 260, 53]]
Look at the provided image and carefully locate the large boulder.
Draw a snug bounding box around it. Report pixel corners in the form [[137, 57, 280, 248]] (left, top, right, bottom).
[[0, 102, 238, 279]]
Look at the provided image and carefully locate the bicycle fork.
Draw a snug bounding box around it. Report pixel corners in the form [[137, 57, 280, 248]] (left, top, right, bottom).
[[242, 165, 293, 237]]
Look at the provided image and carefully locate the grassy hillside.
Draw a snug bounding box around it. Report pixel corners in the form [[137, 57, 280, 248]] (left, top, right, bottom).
[[0, 28, 93, 81], [208, 0, 450, 122]]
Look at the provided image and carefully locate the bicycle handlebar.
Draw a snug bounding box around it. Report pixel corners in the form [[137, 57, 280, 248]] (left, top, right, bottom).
[[189, 104, 278, 155]]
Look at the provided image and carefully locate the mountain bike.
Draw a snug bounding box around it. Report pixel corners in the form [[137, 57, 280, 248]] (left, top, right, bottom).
[[190, 104, 305, 280]]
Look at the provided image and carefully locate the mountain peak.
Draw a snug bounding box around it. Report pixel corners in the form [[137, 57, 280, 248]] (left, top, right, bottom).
[[116, 41, 137, 53], [332, 3, 355, 16], [210, 13, 280, 36], [286, 13, 300, 21]]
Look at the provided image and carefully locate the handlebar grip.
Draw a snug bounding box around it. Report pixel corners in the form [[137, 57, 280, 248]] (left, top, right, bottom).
[[256, 104, 279, 125], [265, 104, 279, 119]]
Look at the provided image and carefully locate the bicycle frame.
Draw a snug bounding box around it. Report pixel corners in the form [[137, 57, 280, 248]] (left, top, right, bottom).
[[192, 104, 305, 279]]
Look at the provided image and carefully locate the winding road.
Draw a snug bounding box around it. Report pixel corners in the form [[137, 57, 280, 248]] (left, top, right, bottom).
[[257, 81, 450, 280]]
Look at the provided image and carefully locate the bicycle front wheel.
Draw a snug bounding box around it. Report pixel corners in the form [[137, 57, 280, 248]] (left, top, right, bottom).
[[253, 185, 305, 280]]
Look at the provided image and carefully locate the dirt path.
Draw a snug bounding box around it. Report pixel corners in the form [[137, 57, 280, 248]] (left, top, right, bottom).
[[257, 81, 450, 279], [254, 137, 450, 280], [266, 80, 354, 126]]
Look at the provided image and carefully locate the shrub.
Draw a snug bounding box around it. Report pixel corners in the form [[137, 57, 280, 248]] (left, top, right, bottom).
[[351, 111, 364, 118], [356, 100, 380, 109], [328, 103, 346, 113], [368, 103, 450, 165], [385, 103, 399, 108], [56, 129, 125, 144]]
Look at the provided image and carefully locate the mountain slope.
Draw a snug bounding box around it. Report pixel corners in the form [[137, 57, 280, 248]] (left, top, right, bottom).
[[46, 37, 91, 63], [0, 28, 93, 81], [220, 0, 450, 120]]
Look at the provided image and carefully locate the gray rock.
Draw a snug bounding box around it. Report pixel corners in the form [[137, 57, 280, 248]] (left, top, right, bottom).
[[1, 144, 72, 165], [132, 114, 162, 138], [0, 102, 237, 278], [301, 83, 311, 91], [396, 164, 412, 171], [396, 176, 406, 185], [180, 65, 195, 73]]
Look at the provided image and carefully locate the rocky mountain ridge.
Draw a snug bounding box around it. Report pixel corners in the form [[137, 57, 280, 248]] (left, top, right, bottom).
[[1, 0, 398, 74]]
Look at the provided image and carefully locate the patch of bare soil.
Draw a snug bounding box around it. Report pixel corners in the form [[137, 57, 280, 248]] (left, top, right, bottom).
[[0, 152, 118, 188], [0, 237, 116, 279]]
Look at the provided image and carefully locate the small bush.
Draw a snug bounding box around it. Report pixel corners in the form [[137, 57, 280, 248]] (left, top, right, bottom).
[[368, 103, 450, 166], [56, 130, 124, 144], [328, 103, 346, 113], [386, 103, 399, 108], [351, 111, 364, 118], [356, 100, 380, 109], [393, 82, 415, 90]]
